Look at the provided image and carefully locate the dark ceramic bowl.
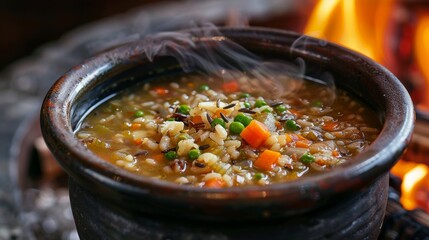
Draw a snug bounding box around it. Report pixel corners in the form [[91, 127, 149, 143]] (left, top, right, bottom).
[[41, 27, 414, 239]]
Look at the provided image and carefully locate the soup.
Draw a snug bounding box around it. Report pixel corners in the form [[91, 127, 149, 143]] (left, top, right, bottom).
[[75, 74, 380, 188]]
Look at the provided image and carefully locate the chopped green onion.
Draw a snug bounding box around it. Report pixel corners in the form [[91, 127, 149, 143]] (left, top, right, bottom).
[[254, 99, 267, 108], [211, 118, 226, 128], [285, 119, 301, 131], [234, 113, 253, 127], [300, 153, 315, 164], [262, 108, 272, 113], [166, 118, 175, 121], [229, 122, 245, 135], [178, 105, 191, 115], [188, 149, 201, 160], [243, 102, 251, 108], [165, 151, 177, 160], [134, 110, 144, 118], [199, 84, 210, 91]]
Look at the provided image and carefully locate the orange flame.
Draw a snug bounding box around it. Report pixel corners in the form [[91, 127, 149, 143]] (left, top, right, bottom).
[[414, 12, 429, 109], [304, 0, 395, 62], [392, 160, 429, 210]]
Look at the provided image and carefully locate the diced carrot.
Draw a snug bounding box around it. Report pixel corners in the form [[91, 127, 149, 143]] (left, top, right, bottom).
[[154, 87, 169, 96], [191, 116, 204, 124], [332, 150, 340, 157], [222, 81, 240, 93], [254, 149, 281, 171], [322, 122, 339, 131], [240, 120, 271, 148], [204, 178, 225, 188], [131, 123, 141, 130], [214, 109, 228, 118], [296, 140, 311, 148], [134, 138, 143, 145]]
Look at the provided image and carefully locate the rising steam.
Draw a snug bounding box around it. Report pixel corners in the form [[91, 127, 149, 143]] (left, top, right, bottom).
[[133, 23, 336, 103]]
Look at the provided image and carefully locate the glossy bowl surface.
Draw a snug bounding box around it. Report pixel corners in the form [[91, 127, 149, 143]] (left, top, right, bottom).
[[41, 27, 414, 221]]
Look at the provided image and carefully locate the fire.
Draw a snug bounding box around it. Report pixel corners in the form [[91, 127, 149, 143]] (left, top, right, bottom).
[[304, 0, 429, 212], [414, 12, 429, 109], [304, 0, 395, 62], [391, 160, 429, 211]]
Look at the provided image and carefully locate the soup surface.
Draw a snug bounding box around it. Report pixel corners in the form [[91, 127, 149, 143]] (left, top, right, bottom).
[[76, 74, 381, 187]]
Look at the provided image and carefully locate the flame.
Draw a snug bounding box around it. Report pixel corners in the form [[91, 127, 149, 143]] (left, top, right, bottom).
[[391, 160, 429, 210], [304, 0, 395, 62], [402, 164, 429, 210], [414, 12, 429, 109]]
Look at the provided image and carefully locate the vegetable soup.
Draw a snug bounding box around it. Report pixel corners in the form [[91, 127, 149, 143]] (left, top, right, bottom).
[[75, 74, 381, 187]]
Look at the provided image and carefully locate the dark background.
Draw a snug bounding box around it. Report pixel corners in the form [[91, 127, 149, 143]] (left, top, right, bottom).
[[0, 1, 163, 71]]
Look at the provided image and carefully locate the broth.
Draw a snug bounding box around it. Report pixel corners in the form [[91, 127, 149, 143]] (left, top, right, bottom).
[[75, 74, 381, 187]]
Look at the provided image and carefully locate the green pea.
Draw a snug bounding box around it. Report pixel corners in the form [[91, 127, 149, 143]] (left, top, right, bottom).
[[178, 105, 191, 115], [300, 153, 315, 164], [285, 119, 301, 131], [165, 151, 177, 160], [275, 105, 287, 113], [234, 113, 253, 127], [188, 149, 201, 160], [254, 99, 267, 108], [199, 84, 210, 91], [239, 93, 250, 99], [211, 118, 226, 128], [134, 110, 144, 118], [254, 172, 264, 180], [229, 122, 245, 135], [243, 102, 251, 108]]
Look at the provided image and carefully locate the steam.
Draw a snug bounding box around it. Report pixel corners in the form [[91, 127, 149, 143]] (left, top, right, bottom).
[[133, 23, 336, 103]]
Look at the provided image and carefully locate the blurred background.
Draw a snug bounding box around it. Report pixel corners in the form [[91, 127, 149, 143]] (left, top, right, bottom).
[[1, 0, 429, 239]]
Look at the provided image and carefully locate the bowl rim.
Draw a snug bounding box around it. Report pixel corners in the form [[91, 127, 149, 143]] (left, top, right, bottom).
[[40, 27, 415, 203]]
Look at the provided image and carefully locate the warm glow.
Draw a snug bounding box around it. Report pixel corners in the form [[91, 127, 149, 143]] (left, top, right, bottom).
[[401, 164, 429, 210], [414, 12, 429, 109], [304, 0, 396, 62]]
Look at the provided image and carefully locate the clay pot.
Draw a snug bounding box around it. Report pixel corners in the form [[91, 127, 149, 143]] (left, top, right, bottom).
[[41, 27, 414, 239]]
